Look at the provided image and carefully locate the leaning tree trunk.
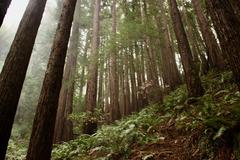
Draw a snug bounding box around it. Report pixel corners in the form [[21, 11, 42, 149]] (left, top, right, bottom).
[[0, 0, 12, 27], [0, 0, 47, 158], [158, 0, 182, 90], [206, 0, 240, 90], [169, 0, 204, 97], [26, 0, 77, 159], [54, 5, 81, 143], [192, 0, 224, 69]]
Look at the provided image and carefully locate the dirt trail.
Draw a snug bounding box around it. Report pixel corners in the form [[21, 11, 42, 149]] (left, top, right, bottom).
[[129, 122, 205, 160]]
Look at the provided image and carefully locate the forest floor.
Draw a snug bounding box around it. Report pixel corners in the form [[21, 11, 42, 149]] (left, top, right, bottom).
[[50, 70, 240, 160], [6, 70, 240, 160]]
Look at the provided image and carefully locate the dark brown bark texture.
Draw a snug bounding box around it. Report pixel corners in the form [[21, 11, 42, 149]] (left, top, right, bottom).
[[230, 0, 240, 18], [0, 0, 47, 159], [124, 52, 131, 115], [0, 0, 12, 27], [169, 0, 204, 97], [158, 0, 181, 90], [54, 10, 80, 144], [206, 0, 240, 90], [110, 0, 120, 121], [129, 48, 138, 112], [192, 0, 224, 69], [85, 0, 101, 112], [26, 0, 77, 159]]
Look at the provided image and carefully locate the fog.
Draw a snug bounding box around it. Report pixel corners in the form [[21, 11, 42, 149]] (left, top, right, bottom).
[[0, 0, 58, 69], [0, 0, 60, 134]]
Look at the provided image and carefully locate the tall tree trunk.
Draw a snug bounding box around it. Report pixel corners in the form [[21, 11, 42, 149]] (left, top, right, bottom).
[[135, 43, 144, 110], [0, 0, 47, 158], [142, 0, 163, 103], [26, 0, 77, 159], [129, 46, 138, 112], [0, 0, 12, 27], [78, 32, 90, 102], [206, 0, 240, 90], [85, 0, 100, 112], [54, 3, 81, 143], [83, 0, 101, 134], [98, 54, 104, 109], [109, 0, 120, 121], [192, 0, 224, 69], [124, 51, 131, 115], [158, 0, 181, 90], [104, 58, 110, 120], [119, 51, 126, 116], [169, 0, 204, 97]]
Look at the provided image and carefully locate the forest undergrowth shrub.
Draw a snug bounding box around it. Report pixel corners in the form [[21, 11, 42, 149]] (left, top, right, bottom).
[[52, 105, 166, 159], [52, 71, 240, 160], [6, 139, 27, 160], [170, 71, 240, 158], [70, 107, 105, 134]]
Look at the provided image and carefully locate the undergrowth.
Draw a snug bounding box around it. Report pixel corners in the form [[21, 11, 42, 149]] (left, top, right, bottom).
[[52, 70, 240, 160], [6, 71, 240, 160]]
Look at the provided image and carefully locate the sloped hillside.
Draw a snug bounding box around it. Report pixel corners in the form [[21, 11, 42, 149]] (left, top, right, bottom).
[[51, 71, 240, 160]]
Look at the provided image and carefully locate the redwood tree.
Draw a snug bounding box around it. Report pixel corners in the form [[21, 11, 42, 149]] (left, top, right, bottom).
[[83, 0, 101, 134], [0, 0, 47, 158], [109, 0, 120, 121], [206, 0, 240, 90], [85, 0, 100, 112], [169, 0, 204, 97], [0, 0, 12, 27], [158, 0, 181, 90], [26, 0, 77, 159], [192, 0, 224, 69], [54, 2, 81, 143]]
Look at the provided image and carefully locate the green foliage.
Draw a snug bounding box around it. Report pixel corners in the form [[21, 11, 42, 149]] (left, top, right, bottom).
[[6, 139, 27, 160], [52, 105, 165, 159], [164, 85, 188, 110], [70, 108, 105, 134], [52, 71, 240, 160]]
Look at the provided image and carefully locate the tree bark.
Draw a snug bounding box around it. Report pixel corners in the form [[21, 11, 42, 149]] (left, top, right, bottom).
[[129, 46, 138, 112], [124, 50, 131, 115], [54, 3, 81, 143], [169, 0, 204, 97], [206, 0, 240, 90], [0, 0, 47, 158], [119, 51, 126, 116], [78, 32, 90, 102], [85, 0, 101, 112], [26, 0, 77, 159], [135, 43, 144, 111], [109, 0, 120, 121], [230, 0, 240, 18], [0, 0, 12, 27], [158, 0, 181, 90], [192, 0, 225, 69], [142, 0, 163, 103]]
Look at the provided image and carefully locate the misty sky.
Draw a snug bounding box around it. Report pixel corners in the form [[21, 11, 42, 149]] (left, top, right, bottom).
[[3, 0, 57, 30], [3, 0, 28, 29]]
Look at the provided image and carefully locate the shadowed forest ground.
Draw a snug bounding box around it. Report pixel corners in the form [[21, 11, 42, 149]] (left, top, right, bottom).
[[45, 70, 239, 160]]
